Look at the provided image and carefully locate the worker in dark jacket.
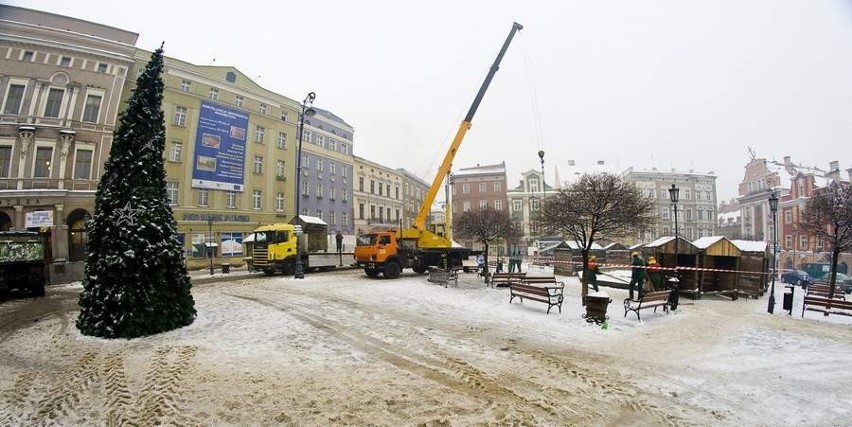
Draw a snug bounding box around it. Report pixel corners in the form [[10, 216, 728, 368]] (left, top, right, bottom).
[[646, 256, 662, 292], [586, 255, 601, 292], [628, 252, 646, 300]]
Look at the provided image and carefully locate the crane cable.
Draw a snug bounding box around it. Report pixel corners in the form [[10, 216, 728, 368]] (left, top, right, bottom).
[[519, 32, 546, 154]]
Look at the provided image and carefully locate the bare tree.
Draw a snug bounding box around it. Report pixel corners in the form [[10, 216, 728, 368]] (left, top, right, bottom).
[[539, 173, 656, 301], [455, 207, 521, 281], [799, 181, 852, 299]]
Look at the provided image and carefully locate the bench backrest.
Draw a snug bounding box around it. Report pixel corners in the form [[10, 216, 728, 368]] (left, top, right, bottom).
[[522, 276, 559, 284], [640, 290, 671, 303], [803, 296, 852, 309], [510, 283, 554, 297], [493, 273, 526, 279]]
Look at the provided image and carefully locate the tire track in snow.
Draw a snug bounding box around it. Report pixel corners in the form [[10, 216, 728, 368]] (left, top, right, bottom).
[[127, 345, 197, 426]]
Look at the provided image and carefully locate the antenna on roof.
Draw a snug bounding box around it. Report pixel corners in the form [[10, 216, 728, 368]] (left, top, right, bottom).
[[208, 58, 216, 65]]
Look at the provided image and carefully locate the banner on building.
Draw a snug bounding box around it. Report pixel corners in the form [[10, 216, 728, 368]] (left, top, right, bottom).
[[25, 210, 54, 228], [191, 100, 248, 192]]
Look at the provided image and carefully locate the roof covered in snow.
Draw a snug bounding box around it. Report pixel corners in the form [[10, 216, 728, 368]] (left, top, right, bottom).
[[692, 236, 726, 249], [643, 236, 675, 248], [731, 239, 768, 252]]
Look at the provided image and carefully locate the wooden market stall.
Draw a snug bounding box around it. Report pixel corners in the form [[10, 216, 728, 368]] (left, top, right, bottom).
[[731, 239, 770, 298], [693, 236, 741, 299], [603, 242, 631, 267], [640, 236, 699, 298], [552, 241, 605, 276]]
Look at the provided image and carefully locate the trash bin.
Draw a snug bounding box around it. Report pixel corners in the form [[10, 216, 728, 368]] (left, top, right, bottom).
[[221, 263, 231, 274], [782, 285, 794, 314], [583, 292, 612, 324], [668, 277, 680, 311]]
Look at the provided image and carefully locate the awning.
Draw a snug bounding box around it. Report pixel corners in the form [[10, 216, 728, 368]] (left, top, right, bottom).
[[243, 233, 256, 243], [204, 242, 219, 247]]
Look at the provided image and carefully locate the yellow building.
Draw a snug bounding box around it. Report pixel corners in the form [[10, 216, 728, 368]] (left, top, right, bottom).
[[126, 51, 301, 269]]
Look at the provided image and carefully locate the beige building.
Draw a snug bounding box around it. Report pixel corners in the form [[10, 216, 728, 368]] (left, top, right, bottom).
[[126, 51, 302, 268], [0, 5, 138, 282], [352, 156, 404, 233], [398, 168, 430, 230]]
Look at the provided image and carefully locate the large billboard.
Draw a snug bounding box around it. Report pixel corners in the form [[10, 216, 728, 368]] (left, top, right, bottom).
[[191, 100, 248, 192]]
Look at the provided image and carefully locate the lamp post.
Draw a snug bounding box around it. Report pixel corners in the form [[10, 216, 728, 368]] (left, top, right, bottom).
[[538, 150, 545, 199], [294, 92, 316, 280], [207, 216, 214, 276], [767, 191, 779, 313], [668, 184, 680, 266]]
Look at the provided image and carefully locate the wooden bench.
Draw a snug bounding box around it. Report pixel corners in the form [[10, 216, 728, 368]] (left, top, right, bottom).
[[802, 296, 852, 317], [426, 267, 458, 287], [490, 272, 526, 288], [623, 290, 671, 321], [509, 276, 564, 314], [806, 284, 846, 300]]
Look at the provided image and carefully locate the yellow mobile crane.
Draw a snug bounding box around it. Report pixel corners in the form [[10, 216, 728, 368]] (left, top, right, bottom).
[[354, 22, 523, 279]]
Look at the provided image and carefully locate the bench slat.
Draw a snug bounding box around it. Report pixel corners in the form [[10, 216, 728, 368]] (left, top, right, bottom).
[[624, 290, 671, 321]]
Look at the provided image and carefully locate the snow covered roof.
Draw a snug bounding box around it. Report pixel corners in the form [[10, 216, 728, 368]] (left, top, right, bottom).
[[732, 240, 768, 252], [243, 233, 256, 243], [455, 162, 506, 176], [692, 236, 726, 250], [297, 215, 327, 226], [558, 241, 605, 250], [643, 236, 675, 248]]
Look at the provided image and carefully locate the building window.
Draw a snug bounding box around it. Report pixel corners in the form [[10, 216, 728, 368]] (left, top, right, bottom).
[[317, 182, 323, 198], [329, 162, 336, 175], [235, 95, 243, 107], [180, 80, 191, 92], [73, 150, 93, 179], [0, 147, 12, 177], [342, 166, 347, 178], [785, 235, 793, 249], [495, 199, 503, 210], [302, 154, 310, 169], [254, 125, 265, 143], [169, 142, 182, 162], [329, 211, 336, 225], [785, 211, 792, 224], [370, 205, 376, 219], [330, 185, 336, 200], [252, 190, 262, 210], [395, 186, 400, 199], [276, 192, 285, 212], [253, 155, 263, 174], [530, 198, 539, 211], [226, 192, 236, 208], [479, 200, 487, 209], [279, 111, 286, 121], [2, 84, 26, 115], [462, 183, 470, 194], [167, 181, 179, 205], [303, 130, 312, 143], [513, 199, 522, 212], [358, 177, 364, 192], [277, 132, 287, 149], [342, 183, 348, 202], [370, 180, 375, 194], [82, 94, 102, 123], [33, 147, 52, 177], [329, 139, 336, 151], [479, 183, 487, 194], [529, 180, 539, 193], [198, 189, 209, 207], [342, 212, 348, 226], [316, 210, 323, 220], [22, 50, 35, 61], [174, 106, 187, 126], [209, 87, 219, 99], [302, 180, 309, 196], [684, 190, 691, 200], [260, 103, 268, 114], [316, 134, 324, 147], [494, 182, 501, 192], [463, 201, 471, 212], [378, 183, 383, 197], [685, 209, 692, 220], [359, 203, 364, 219], [276, 160, 285, 179], [799, 235, 808, 249], [44, 88, 64, 118], [341, 143, 348, 155], [97, 63, 108, 73], [317, 158, 323, 172]]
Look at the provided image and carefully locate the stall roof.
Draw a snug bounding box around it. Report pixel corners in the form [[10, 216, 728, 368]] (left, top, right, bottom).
[[644, 236, 675, 248], [556, 240, 605, 250], [692, 236, 726, 250], [732, 240, 768, 253], [295, 215, 327, 226], [243, 233, 256, 243]]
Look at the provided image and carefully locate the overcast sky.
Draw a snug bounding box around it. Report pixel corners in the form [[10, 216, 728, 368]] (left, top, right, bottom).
[[11, 0, 852, 201]]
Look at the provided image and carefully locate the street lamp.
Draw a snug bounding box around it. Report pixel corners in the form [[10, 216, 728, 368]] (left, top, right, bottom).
[[294, 92, 316, 280], [538, 149, 545, 200], [207, 216, 214, 276], [668, 184, 680, 266], [767, 191, 779, 313]]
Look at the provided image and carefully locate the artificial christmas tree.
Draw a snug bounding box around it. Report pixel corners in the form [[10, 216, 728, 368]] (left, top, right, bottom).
[[77, 46, 195, 338]]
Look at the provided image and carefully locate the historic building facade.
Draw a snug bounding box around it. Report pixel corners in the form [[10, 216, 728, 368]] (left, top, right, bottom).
[[299, 107, 355, 235], [0, 5, 138, 281], [398, 168, 430, 231], [352, 156, 404, 233], [451, 162, 508, 249], [506, 168, 552, 251], [623, 167, 718, 244]]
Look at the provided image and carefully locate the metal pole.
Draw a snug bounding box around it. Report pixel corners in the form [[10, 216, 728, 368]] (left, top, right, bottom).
[[767, 192, 778, 313], [208, 217, 214, 276], [294, 92, 314, 280]]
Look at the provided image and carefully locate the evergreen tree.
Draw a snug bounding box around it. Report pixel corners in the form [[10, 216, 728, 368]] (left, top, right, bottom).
[[77, 47, 195, 338]]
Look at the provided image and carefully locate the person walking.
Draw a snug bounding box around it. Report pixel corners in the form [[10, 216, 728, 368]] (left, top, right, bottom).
[[335, 231, 344, 253], [586, 255, 601, 292], [646, 256, 662, 292], [514, 250, 523, 273], [628, 252, 646, 300]]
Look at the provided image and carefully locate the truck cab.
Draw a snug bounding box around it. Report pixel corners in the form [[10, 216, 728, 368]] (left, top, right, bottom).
[[354, 231, 415, 279]]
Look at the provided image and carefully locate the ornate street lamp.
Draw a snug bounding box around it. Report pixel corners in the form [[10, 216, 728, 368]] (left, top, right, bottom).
[[767, 191, 779, 313], [668, 184, 680, 266], [538, 149, 545, 200], [294, 92, 316, 279]]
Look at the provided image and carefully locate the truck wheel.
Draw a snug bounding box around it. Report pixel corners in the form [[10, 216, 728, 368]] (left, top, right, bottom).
[[282, 259, 296, 276], [32, 285, 45, 297], [365, 268, 380, 278], [384, 262, 401, 279], [412, 266, 427, 274]]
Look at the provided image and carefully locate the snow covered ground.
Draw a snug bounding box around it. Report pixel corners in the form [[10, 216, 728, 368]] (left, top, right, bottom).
[[0, 266, 850, 425]]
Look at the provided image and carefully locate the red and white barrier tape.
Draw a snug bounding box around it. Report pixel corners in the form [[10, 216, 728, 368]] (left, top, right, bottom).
[[526, 257, 784, 276]]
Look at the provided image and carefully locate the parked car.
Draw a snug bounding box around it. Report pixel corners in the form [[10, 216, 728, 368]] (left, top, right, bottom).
[[780, 270, 813, 287], [829, 272, 852, 294]]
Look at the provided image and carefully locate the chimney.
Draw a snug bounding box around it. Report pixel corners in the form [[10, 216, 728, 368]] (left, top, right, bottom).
[[827, 160, 841, 181], [784, 156, 791, 166]]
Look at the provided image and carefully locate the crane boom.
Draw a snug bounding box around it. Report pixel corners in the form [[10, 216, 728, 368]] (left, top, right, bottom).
[[413, 22, 523, 231]]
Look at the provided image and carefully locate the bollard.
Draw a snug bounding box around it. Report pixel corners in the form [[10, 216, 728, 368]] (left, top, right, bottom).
[[668, 277, 680, 311], [782, 285, 794, 315]]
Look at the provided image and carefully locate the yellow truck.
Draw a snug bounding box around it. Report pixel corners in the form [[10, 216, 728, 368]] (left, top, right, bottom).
[[252, 216, 349, 275]]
